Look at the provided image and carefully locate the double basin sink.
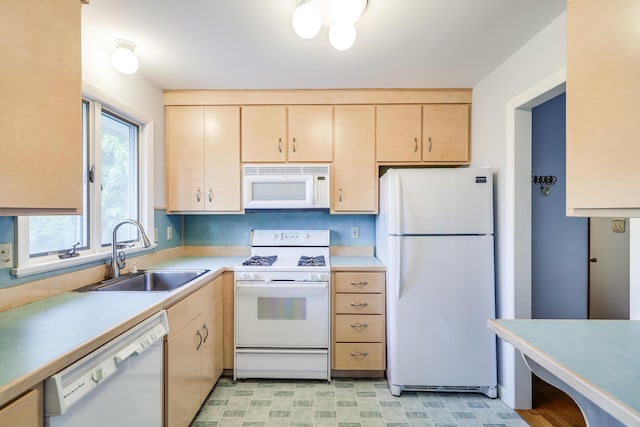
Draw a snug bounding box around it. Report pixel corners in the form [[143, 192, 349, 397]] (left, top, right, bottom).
[[77, 269, 209, 292]]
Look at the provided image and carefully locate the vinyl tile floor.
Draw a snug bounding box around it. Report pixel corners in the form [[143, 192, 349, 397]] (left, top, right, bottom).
[[190, 377, 528, 427]]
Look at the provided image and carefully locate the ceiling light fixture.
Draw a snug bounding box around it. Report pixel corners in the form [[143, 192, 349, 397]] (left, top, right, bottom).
[[111, 39, 139, 75], [291, 0, 367, 51]]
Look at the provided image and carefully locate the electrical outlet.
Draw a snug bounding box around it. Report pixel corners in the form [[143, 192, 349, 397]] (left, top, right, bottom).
[[0, 243, 13, 269], [154, 228, 159, 242], [167, 226, 173, 240], [351, 226, 359, 239], [612, 218, 625, 233]]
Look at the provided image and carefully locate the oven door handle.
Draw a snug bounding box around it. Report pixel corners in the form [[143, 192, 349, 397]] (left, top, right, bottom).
[[236, 282, 328, 289]]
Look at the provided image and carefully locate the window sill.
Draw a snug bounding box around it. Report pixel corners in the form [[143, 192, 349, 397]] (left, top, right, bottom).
[[11, 244, 157, 278]]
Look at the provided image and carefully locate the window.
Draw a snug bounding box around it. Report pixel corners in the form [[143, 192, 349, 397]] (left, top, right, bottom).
[[16, 95, 155, 276]]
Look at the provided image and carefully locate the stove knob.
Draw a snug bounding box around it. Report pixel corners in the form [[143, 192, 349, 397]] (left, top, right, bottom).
[[309, 274, 318, 281], [304, 233, 310, 239], [272, 234, 279, 240]]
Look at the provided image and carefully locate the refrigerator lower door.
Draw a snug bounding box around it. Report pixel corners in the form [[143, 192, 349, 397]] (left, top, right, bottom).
[[386, 235, 497, 397]]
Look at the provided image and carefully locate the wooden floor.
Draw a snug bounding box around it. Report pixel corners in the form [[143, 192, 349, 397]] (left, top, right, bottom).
[[516, 376, 586, 427]]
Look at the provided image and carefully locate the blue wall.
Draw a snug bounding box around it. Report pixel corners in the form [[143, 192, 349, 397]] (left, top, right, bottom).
[[183, 212, 375, 247], [531, 93, 588, 319]]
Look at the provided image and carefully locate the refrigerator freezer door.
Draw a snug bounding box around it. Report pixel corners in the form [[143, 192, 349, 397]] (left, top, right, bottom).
[[385, 234, 497, 391], [382, 168, 494, 235]]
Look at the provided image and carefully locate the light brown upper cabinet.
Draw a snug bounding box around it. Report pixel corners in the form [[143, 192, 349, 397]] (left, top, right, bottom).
[[376, 104, 470, 164], [288, 106, 333, 162], [566, 0, 640, 215], [422, 104, 469, 162], [166, 106, 241, 213], [0, 0, 83, 215], [333, 106, 377, 213], [376, 105, 422, 162], [241, 105, 333, 163]]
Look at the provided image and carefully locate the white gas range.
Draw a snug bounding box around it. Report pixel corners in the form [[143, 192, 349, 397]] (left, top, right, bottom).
[[233, 230, 331, 381]]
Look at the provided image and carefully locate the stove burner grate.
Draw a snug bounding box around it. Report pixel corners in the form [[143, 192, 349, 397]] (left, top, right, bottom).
[[297, 255, 326, 267], [242, 255, 278, 266]]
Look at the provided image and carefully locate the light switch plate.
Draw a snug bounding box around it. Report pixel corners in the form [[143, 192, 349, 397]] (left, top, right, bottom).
[[612, 218, 625, 233]]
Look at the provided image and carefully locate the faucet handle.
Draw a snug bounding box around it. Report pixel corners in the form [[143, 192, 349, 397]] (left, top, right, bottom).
[[117, 250, 126, 269]]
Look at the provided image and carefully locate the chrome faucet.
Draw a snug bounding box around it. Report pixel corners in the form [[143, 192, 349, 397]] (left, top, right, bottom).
[[110, 219, 152, 279]]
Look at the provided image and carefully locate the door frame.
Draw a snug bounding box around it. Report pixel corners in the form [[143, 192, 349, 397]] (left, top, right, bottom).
[[505, 68, 566, 408]]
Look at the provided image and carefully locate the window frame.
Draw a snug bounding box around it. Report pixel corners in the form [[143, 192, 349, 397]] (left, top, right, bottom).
[[13, 86, 155, 278]]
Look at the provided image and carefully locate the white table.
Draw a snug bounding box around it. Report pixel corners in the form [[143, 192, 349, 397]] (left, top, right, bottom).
[[488, 319, 640, 427]]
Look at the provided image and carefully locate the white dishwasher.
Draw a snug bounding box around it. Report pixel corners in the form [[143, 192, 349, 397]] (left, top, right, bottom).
[[44, 310, 168, 427]]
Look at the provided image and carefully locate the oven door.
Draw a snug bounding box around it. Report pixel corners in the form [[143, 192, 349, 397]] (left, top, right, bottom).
[[235, 281, 329, 347]]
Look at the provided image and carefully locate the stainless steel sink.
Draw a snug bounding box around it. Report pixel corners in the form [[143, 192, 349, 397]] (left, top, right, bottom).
[[77, 269, 209, 292]]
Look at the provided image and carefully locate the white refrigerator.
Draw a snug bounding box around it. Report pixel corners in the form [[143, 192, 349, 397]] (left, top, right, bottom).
[[375, 167, 497, 398]]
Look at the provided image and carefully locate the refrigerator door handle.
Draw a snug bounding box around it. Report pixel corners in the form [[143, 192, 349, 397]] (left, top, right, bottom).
[[395, 236, 403, 299], [394, 172, 403, 234]]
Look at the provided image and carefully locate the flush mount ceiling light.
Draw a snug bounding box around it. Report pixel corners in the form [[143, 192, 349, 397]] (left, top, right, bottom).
[[111, 39, 139, 75], [291, 0, 367, 51]]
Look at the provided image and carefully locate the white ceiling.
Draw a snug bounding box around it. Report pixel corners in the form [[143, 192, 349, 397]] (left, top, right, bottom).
[[81, 0, 566, 90]]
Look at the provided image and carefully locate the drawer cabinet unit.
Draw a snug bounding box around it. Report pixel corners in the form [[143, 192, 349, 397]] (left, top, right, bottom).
[[332, 271, 385, 374], [166, 277, 223, 427]]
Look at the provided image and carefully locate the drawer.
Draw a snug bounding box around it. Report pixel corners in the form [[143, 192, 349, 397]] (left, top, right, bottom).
[[334, 343, 384, 370], [334, 272, 384, 294], [335, 293, 383, 314], [335, 314, 383, 342], [167, 281, 214, 338]]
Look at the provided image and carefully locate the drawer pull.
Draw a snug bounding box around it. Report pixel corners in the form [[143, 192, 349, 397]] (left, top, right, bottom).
[[350, 322, 368, 329], [350, 302, 368, 308], [350, 281, 368, 287], [350, 352, 368, 359]]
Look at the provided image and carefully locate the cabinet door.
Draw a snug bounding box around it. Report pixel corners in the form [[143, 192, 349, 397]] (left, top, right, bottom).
[[376, 105, 422, 162], [166, 317, 202, 427], [0, 388, 40, 427], [422, 104, 469, 162], [333, 105, 377, 213], [0, 0, 82, 214], [166, 106, 205, 211], [566, 0, 640, 212], [204, 107, 241, 211], [241, 106, 287, 162], [199, 278, 224, 401], [288, 106, 333, 162]]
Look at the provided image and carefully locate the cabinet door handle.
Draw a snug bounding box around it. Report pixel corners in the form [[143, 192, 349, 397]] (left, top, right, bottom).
[[414, 137, 418, 152], [350, 281, 368, 287], [350, 322, 368, 329], [427, 136, 432, 152], [202, 323, 209, 343], [292, 137, 296, 152], [196, 188, 201, 202], [338, 188, 343, 203], [350, 352, 368, 359], [350, 302, 368, 308], [278, 138, 282, 153], [195, 329, 203, 350], [208, 188, 213, 203]]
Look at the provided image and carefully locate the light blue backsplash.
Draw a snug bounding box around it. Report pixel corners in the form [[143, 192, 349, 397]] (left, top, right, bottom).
[[183, 212, 375, 247], [0, 210, 182, 289]]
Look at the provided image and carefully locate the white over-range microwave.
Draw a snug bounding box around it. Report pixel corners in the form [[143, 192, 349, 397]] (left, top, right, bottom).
[[243, 164, 330, 210]]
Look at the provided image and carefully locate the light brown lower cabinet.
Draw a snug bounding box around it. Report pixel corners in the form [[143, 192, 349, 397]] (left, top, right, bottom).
[[166, 277, 223, 427], [0, 387, 41, 427], [332, 271, 386, 376]]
